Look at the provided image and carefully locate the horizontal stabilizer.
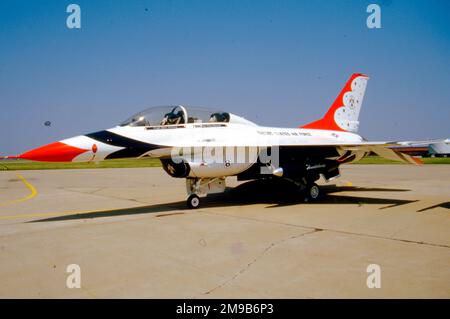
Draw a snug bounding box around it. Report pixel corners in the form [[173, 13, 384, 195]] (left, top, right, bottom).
[[336, 143, 423, 165], [370, 145, 423, 165]]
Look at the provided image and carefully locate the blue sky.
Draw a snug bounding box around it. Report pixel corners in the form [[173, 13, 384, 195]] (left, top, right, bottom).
[[0, 0, 449, 154]]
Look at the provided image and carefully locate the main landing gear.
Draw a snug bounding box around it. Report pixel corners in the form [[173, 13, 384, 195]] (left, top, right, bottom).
[[286, 178, 321, 202], [304, 182, 320, 202], [187, 194, 201, 209]]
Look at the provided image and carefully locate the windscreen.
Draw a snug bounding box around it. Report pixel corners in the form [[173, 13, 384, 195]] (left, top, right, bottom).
[[120, 106, 230, 127]]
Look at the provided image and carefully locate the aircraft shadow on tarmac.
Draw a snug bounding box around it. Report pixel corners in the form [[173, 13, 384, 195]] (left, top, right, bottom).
[[417, 201, 450, 212], [31, 179, 418, 223]]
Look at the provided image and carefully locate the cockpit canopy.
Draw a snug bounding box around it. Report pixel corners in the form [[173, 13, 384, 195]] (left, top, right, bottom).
[[120, 105, 233, 127]]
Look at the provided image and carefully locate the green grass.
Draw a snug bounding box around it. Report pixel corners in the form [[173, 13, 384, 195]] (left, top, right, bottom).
[[0, 158, 162, 171], [350, 156, 450, 164], [1, 155, 449, 171]]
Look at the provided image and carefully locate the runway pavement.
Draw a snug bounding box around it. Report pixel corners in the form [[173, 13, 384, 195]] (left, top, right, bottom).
[[0, 165, 449, 298]]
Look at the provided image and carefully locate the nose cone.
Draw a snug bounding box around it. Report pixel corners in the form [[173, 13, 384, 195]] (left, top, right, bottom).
[[19, 141, 89, 162]]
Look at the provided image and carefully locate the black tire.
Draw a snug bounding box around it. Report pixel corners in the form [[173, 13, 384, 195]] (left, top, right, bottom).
[[187, 194, 201, 209], [304, 183, 320, 202]]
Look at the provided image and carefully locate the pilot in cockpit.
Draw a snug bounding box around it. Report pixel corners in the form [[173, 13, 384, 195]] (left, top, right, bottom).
[[209, 112, 229, 123], [160, 110, 185, 125]]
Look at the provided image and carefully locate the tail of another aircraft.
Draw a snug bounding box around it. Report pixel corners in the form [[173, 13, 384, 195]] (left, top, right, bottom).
[[301, 73, 369, 133]]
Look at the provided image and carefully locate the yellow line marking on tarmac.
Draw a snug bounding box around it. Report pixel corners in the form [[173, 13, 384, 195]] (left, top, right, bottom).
[[0, 173, 38, 207]]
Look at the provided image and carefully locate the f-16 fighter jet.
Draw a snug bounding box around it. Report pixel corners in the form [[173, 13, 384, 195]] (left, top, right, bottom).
[[16, 74, 421, 208]]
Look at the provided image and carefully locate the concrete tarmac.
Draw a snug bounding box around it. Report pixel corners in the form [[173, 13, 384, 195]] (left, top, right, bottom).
[[0, 165, 449, 298]]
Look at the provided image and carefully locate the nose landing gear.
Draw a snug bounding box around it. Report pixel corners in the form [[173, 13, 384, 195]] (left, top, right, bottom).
[[185, 177, 226, 209]]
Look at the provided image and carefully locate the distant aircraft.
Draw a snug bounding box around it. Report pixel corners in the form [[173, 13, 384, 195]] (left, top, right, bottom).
[[15, 74, 421, 208], [393, 139, 450, 157]]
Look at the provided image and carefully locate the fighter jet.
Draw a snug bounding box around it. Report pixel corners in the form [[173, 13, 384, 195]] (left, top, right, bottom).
[[16, 73, 421, 208]]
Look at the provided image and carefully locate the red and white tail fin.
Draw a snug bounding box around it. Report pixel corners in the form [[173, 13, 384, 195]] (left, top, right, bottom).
[[301, 73, 369, 133]]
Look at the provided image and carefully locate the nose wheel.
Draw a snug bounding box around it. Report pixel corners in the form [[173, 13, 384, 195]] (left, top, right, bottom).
[[187, 194, 201, 209]]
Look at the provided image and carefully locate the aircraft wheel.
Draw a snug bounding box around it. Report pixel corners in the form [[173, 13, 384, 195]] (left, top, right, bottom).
[[187, 194, 201, 209], [304, 183, 320, 202]]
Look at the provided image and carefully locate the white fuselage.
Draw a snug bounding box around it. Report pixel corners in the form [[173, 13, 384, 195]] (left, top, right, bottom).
[[62, 123, 364, 178], [112, 124, 362, 148]]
